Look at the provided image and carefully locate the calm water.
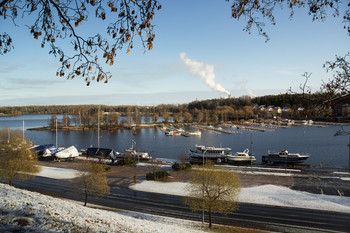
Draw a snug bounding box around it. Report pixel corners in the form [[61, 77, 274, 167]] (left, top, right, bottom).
[[1, 115, 349, 169]]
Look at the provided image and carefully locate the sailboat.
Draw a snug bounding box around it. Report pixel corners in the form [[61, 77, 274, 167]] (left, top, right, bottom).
[[34, 118, 79, 161], [85, 106, 118, 163]]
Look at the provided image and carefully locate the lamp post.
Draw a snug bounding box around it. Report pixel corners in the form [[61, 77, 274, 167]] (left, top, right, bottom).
[[335, 129, 350, 172], [202, 149, 207, 224]]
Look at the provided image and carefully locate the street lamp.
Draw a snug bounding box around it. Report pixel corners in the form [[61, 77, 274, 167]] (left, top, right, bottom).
[[202, 149, 207, 224], [334, 129, 350, 172]]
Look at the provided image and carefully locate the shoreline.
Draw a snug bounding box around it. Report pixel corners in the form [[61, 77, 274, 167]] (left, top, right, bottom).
[[27, 123, 159, 131]]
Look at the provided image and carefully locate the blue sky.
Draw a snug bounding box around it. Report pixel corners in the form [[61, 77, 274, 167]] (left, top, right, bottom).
[[0, 0, 349, 106]]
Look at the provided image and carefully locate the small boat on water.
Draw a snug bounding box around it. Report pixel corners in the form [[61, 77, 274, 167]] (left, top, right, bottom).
[[182, 130, 201, 137], [226, 149, 256, 164], [189, 145, 232, 160], [165, 130, 182, 136], [262, 150, 310, 164]]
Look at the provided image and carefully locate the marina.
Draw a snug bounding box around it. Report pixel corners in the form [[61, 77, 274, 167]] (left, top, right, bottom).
[[1, 114, 350, 170]]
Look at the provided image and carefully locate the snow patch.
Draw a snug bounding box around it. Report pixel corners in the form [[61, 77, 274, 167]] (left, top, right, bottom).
[[0, 183, 204, 232], [36, 166, 79, 179], [130, 181, 350, 213]]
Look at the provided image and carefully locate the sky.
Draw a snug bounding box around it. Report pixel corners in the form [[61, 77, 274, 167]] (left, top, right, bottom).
[[0, 0, 349, 106]]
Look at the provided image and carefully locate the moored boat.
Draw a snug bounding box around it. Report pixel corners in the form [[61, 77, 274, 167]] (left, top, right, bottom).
[[54, 146, 79, 160], [262, 150, 310, 164], [189, 144, 232, 160], [124, 148, 152, 160], [165, 130, 181, 136], [86, 147, 116, 158], [122, 140, 152, 160], [226, 149, 256, 164], [183, 130, 201, 137]]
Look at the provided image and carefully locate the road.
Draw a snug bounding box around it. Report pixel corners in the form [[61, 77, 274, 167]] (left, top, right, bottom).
[[13, 176, 350, 233]]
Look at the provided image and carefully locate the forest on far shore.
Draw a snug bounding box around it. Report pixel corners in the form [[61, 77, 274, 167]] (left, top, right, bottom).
[[0, 93, 348, 124]]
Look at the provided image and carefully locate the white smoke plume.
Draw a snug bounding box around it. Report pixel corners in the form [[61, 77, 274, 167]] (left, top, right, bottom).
[[180, 53, 231, 96], [235, 81, 256, 98]]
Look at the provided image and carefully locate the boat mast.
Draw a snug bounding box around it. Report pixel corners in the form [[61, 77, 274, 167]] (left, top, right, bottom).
[[250, 132, 253, 156], [56, 118, 58, 148], [98, 105, 100, 149], [22, 120, 24, 142]]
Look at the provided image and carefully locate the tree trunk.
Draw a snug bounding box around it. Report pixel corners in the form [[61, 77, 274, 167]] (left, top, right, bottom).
[[84, 191, 88, 206], [209, 207, 212, 228]]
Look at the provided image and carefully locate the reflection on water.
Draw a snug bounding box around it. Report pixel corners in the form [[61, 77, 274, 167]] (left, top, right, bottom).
[[0, 115, 349, 168]]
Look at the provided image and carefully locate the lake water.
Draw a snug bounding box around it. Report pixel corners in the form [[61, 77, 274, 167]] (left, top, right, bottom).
[[1, 114, 349, 169]]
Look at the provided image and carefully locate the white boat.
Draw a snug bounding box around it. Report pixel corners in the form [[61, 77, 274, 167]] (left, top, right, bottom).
[[262, 150, 310, 164], [165, 130, 181, 136], [182, 130, 201, 137], [124, 141, 152, 160], [54, 146, 79, 160], [187, 130, 202, 136], [42, 146, 63, 157], [189, 144, 232, 160], [125, 148, 152, 160], [226, 149, 256, 164]]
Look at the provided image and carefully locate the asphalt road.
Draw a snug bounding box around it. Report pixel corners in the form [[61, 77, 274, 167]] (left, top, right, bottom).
[[13, 176, 350, 233]]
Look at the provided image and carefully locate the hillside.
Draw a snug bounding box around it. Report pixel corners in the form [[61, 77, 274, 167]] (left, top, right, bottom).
[[0, 183, 204, 233]]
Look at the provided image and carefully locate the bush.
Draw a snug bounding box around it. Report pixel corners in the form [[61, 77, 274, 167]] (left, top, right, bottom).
[[146, 170, 170, 181], [103, 165, 111, 172], [117, 157, 137, 166], [172, 162, 192, 171]]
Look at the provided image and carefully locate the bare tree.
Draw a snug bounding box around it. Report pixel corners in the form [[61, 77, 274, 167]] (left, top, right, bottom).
[[62, 114, 70, 127], [183, 112, 193, 123], [49, 113, 57, 128], [153, 113, 159, 123], [323, 52, 350, 95], [173, 111, 183, 123], [243, 105, 253, 120], [228, 0, 348, 42], [108, 110, 121, 126], [185, 161, 240, 228], [230, 0, 349, 99], [162, 112, 171, 123], [76, 161, 110, 206], [196, 111, 204, 124]]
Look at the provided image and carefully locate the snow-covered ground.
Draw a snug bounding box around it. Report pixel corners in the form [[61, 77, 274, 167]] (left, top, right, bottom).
[[2, 165, 349, 232], [36, 166, 79, 179], [129, 181, 350, 213], [35, 165, 350, 214], [0, 183, 204, 232]]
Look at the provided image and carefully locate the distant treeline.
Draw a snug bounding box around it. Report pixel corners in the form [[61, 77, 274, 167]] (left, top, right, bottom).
[[187, 93, 329, 110], [0, 93, 337, 123]]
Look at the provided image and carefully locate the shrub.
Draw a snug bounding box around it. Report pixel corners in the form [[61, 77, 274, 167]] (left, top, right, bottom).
[[146, 170, 170, 181], [103, 165, 111, 172], [172, 162, 192, 171], [117, 157, 137, 166]]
